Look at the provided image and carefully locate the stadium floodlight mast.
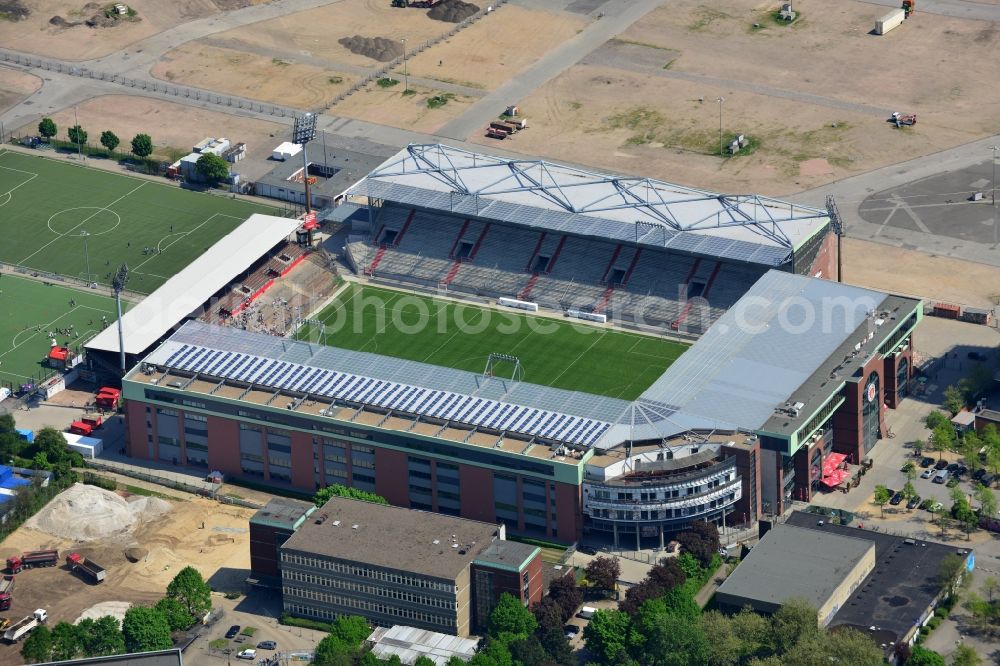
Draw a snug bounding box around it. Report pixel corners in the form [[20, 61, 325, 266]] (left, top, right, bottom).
[[292, 112, 318, 214], [80, 230, 93, 284], [716, 97, 725, 156], [112, 264, 129, 374]]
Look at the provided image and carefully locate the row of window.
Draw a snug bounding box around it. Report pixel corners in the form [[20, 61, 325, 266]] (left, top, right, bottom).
[[588, 492, 737, 521], [283, 570, 456, 609], [590, 472, 734, 503], [284, 602, 455, 629], [281, 555, 455, 592], [283, 588, 456, 625]]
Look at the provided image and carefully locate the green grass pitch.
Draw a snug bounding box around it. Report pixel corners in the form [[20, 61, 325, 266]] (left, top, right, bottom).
[[0, 149, 280, 294], [0, 275, 127, 388], [297, 285, 687, 400]]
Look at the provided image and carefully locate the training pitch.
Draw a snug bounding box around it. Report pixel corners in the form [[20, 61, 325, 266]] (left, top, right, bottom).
[[298, 285, 687, 400], [0, 275, 125, 387], [0, 150, 279, 293]]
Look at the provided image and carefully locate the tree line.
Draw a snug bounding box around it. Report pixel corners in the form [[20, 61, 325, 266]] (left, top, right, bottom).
[[37, 117, 153, 159]]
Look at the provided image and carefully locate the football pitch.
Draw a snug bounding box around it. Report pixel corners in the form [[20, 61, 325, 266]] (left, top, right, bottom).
[[0, 149, 280, 294], [297, 285, 687, 400], [0, 275, 126, 388]]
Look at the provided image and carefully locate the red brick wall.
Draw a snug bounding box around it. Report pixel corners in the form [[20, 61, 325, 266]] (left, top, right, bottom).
[[374, 448, 409, 507], [124, 400, 147, 459], [724, 441, 761, 525], [207, 416, 240, 475], [459, 465, 495, 524], [832, 357, 883, 464], [807, 230, 838, 280], [554, 482, 582, 542], [883, 339, 913, 409], [290, 431, 315, 491], [523, 552, 544, 606]]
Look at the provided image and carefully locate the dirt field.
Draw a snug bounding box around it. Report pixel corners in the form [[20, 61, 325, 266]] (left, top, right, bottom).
[[15, 95, 288, 162], [403, 4, 587, 91], [500, 0, 1000, 196], [207, 0, 453, 69], [152, 43, 356, 110], [844, 238, 1000, 309], [0, 0, 269, 61], [0, 481, 255, 665], [333, 83, 475, 134], [0, 69, 41, 115]]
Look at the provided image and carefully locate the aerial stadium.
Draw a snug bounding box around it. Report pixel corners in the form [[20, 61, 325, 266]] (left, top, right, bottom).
[[119, 144, 921, 547]]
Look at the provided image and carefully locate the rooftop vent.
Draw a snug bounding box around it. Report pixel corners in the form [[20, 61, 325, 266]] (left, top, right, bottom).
[[314, 513, 328, 525], [452, 544, 459, 549], [432, 539, 440, 545], [351, 524, 359, 530], [332, 520, 341, 527]]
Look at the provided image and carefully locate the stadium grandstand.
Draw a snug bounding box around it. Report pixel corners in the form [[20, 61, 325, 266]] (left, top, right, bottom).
[[343, 144, 838, 336], [85, 214, 301, 379]]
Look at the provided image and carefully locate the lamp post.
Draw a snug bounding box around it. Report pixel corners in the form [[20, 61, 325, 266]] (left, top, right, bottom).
[[402, 38, 408, 93], [80, 230, 92, 283], [112, 264, 129, 374], [292, 113, 318, 215], [716, 97, 725, 156]]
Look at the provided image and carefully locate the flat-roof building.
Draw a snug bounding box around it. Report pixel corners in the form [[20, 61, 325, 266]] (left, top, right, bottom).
[[249, 497, 316, 587], [366, 625, 478, 665], [715, 523, 875, 626], [279, 497, 542, 636]]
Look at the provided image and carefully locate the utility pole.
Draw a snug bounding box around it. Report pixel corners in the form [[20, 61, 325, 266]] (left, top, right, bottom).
[[716, 97, 725, 156], [402, 38, 409, 93]]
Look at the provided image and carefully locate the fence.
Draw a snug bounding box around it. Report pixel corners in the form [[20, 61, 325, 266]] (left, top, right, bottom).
[[85, 457, 221, 498]]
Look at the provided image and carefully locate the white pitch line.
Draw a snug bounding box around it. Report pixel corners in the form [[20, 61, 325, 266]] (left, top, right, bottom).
[[18, 181, 148, 266], [129, 212, 221, 273]]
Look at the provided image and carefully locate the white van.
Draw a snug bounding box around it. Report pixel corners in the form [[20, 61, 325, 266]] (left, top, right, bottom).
[[933, 469, 949, 484], [577, 606, 597, 620], [236, 649, 256, 660]]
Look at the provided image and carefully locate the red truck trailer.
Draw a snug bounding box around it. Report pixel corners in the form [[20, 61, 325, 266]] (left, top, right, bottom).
[[66, 553, 107, 583], [95, 387, 121, 410], [7, 550, 58, 574], [0, 574, 14, 610]]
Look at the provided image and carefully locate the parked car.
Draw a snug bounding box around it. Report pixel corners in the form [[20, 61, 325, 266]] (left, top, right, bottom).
[[889, 492, 904, 506], [920, 469, 934, 479], [920, 457, 935, 468], [973, 469, 987, 482], [236, 649, 256, 660], [225, 626, 241, 639], [946, 463, 960, 474], [933, 470, 949, 484], [982, 474, 996, 487], [256, 641, 277, 650], [906, 495, 921, 510], [955, 465, 968, 478], [577, 545, 597, 556], [935, 459, 949, 471], [919, 498, 934, 510], [564, 625, 580, 638]]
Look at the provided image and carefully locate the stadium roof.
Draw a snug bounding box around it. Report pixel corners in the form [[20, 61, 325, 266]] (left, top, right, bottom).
[[86, 214, 299, 357], [144, 320, 629, 447], [352, 144, 830, 267], [596, 271, 892, 447]]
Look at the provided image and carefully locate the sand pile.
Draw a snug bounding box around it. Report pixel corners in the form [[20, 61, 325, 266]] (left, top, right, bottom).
[[428, 0, 479, 23], [76, 601, 131, 624], [338, 35, 404, 62], [26, 483, 171, 542]]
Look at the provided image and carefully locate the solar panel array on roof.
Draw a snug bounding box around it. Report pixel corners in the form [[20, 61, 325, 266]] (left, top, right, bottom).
[[158, 343, 610, 447]]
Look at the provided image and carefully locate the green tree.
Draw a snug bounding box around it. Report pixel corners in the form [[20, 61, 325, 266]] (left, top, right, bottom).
[[783, 626, 882, 666], [983, 575, 999, 602], [131, 133, 153, 158], [987, 446, 1000, 478], [907, 646, 946, 666], [488, 593, 536, 638], [952, 643, 982, 666], [78, 615, 125, 657], [937, 553, 965, 592], [314, 634, 357, 666], [166, 566, 211, 621], [49, 621, 83, 661], [729, 606, 773, 660], [508, 635, 548, 666], [68, 125, 88, 147], [700, 610, 741, 666], [639, 611, 710, 666], [943, 385, 965, 415], [155, 596, 196, 631], [902, 481, 917, 511], [925, 411, 950, 431], [329, 614, 370, 646], [313, 484, 387, 507], [874, 484, 891, 518], [961, 434, 983, 475], [583, 609, 633, 665], [912, 439, 924, 458], [37, 117, 57, 141], [195, 152, 230, 184], [930, 423, 957, 463], [121, 607, 172, 653], [414, 658, 437, 666], [21, 624, 53, 663], [771, 599, 819, 654], [100, 130, 120, 154]]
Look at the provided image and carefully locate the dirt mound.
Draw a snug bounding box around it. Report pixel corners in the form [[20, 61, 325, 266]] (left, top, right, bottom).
[[338, 35, 403, 62], [124, 547, 148, 562], [0, 0, 28, 21], [26, 483, 171, 542], [428, 0, 479, 23], [49, 16, 82, 27]]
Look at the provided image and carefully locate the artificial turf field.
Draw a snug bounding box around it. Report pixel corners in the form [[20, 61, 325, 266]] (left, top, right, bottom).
[[0, 275, 126, 388], [297, 285, 687, 400], [0, 149, 279, 294]]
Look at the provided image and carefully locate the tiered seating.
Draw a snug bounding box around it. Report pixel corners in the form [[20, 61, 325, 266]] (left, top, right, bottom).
[[352, 205, 767, 336]]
